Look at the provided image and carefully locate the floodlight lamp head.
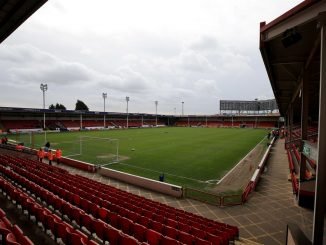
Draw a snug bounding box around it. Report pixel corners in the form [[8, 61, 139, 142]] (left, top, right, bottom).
[[155, 101, 158, 106], [40, 83, 48, 91], [102, 93, 107, 99], [126, 96, 130, 102]]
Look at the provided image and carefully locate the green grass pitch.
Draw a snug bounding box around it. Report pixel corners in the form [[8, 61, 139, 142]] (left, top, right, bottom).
[[23, 127, 268, 188]]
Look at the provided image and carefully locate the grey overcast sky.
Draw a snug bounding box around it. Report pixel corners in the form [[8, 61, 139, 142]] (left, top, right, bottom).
[[0, 0, 302, 115]]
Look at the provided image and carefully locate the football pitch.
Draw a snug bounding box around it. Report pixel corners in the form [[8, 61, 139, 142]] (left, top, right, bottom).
[[24, 127, 268, 188]]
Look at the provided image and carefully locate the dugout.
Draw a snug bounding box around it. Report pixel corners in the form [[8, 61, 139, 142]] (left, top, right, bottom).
[[260, 0, 326, 243]]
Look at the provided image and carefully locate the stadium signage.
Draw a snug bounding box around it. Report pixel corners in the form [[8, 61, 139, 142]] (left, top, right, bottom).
[[302, 140, 317, 162]]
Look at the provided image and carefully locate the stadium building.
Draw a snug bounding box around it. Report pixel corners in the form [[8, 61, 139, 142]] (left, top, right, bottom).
[[0, 0, 325, 244]]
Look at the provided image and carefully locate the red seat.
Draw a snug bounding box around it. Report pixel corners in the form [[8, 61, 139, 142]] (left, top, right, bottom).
[[151, 221, 164, 233], [71, 208, 84, 227], [0, 223, 12, 241], [0, 208, 5, 218], [146, 229, 162, 245], [119, 216, 133, 235], [178, 231, 194, 244], [89, 202, 99, 218], [207, 233, 223, 245], [104, 226, 121, 245], [98, 207, 108, 222], [139, 216, 151, 228], [195, 237, 212, 245], [80, 198, 91, 213], [165, 218, 178, 229], [93, 219, 107, 241], [81, 214, 95, 234], [178, 222, 191, 233], [54, 220, 68, 243], [142, 209, 153, 219], [191, 227, 207, 239], [152, 214, 165, 224], [107, 212, 119, 228], [163, 226, 178, 239], [132, 223, 147, 242], [127, 211, 141, 223], [161, 236, 180, 245], [6, 233, 20, 245], [120, 233, 140, 245], [73, 194, 81, 207]]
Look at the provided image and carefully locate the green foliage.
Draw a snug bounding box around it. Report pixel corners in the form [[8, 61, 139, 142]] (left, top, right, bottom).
[[75, 100, 89, 111], [49, 103, 66, 110]]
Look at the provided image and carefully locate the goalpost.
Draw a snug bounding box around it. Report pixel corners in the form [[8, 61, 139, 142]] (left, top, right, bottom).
[[65, 136, 119, 166]]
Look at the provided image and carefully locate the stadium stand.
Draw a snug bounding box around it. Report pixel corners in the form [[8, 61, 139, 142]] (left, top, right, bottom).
[[0, 206, 34, 245], [0, 153, 239, 245]]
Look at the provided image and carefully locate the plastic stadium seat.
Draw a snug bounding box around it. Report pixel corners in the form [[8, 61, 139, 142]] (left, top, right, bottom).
[[146, 229, 162, 245], [69, 231, 88, 245], [178, 231, 194, 244], [89, 202, 99, 218], [142, 209, 153, 219], [191, 227, 207, 239], [93, 219, 107, 241], [163, 226, 178, 239], [104, 226, 121, 245], [151, 221, 164, 233], [195, 237, 213, 245], [178, 222, 191, 233], [6, 233, 20, 245], [107, 212, 119, 228], [161, 236, 180, 245], [11, 225, 25, 242], [207, 233, 223, 245], [0, 208, 5, 218], [118, 216, 133, 234], [98, 207, 108, 222], [71, 208, 84, 227], [127, 211, 141, 223], [152, 214, 165, 224], [165, 218, 178, 229], [80, 198, 91, 213], [0, 223, 12, 241], [139, 216, 151, 228], [53, 220, 68, 243], [132, 223, 147, 242], [81, 213, 95, 234], [73, 194, 81, 207], [120, 233, 140, 245]]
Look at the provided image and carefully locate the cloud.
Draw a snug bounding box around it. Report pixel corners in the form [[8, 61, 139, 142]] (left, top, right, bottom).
[[0, 0, 303, 113]]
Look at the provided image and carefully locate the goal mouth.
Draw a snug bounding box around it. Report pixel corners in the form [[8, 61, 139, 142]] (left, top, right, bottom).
[[64, 136, 120, 165]]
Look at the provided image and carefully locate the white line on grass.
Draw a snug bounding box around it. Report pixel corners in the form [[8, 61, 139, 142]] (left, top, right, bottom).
[[216, 136, 267, 185]]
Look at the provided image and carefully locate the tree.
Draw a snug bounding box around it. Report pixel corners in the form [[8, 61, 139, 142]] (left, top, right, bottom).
[[75, 100, 89, 111], [49, 103, 66, 110], [56, 103, 66, 110]]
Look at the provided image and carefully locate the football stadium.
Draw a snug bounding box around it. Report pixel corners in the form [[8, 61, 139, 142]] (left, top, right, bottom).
[[0, 1, 326, 245]]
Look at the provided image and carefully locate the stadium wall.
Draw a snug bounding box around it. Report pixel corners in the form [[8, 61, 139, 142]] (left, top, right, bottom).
[[99, 167, 183, 197]]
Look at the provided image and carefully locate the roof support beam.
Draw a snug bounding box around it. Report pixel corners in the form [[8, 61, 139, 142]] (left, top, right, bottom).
[[286, 33, 321, 115], [312, 12, 326, 245]]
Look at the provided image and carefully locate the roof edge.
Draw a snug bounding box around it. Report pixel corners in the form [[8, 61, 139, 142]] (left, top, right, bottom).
[[260, 0, 321, 33]]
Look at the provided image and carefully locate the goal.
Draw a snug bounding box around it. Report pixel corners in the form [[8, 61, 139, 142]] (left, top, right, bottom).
[[65, 136, 119, 166]]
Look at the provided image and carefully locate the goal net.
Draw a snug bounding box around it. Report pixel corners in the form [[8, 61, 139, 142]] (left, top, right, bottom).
[[65, 136, 119, 166]]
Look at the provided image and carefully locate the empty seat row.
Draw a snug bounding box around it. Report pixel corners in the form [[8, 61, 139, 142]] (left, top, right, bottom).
[[0, 176, 97, 245], [0, 154, 238, 244], [0, 207, 34, 245]]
